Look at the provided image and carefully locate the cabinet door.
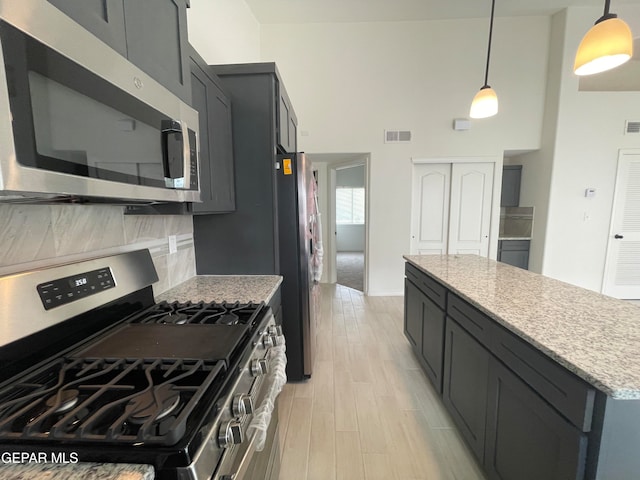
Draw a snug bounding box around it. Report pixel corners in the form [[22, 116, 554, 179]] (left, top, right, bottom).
[[485, 358, 588, 480], [47, 0, 127, 57], [499, 249, 529, 270], [500, 166, 522, 207], [277, 83, 297, 153], [420, 294, 446, 393], [404, 279, 423, 349], [443, 317, 490, 460], [123, 0, 191, 102], [189, 53, 236, 214]]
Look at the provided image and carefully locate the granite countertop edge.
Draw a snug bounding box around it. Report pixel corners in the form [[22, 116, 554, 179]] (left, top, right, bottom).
[[155, 274, 284, 304], [403, 254, 640, 400], [0, 463, 154, 480]]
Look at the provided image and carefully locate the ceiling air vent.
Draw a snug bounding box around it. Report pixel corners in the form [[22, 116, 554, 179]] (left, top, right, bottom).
[[625, 121, 640, 134], [384, 130, 412, 143]]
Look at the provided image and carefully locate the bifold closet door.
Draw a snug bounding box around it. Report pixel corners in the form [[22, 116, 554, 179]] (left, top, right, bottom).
[[411, 162, 493, 257]]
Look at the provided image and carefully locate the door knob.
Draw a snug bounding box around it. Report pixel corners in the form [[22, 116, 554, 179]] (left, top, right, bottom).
[[615, 234, 624, 239]]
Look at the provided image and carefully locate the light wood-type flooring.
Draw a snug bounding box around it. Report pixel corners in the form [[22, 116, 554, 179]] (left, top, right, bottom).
[[277, 283, 487, 480]]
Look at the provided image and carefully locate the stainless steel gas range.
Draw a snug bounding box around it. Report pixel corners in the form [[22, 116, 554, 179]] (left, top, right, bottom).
[[0, 250, 285, 480]]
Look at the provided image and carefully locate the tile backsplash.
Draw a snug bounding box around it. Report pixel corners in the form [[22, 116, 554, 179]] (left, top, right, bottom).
[[0, 204, 195, 295]]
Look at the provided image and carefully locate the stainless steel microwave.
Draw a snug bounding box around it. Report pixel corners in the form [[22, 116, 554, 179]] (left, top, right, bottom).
[[0, 0, 200, 204]]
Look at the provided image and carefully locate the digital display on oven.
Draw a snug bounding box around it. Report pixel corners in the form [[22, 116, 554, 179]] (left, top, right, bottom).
[[37, 267, 115, 310]]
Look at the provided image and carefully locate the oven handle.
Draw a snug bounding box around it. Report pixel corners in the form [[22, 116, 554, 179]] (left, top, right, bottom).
[[221, 342, 287, 480], [247, 342, 287, 451]]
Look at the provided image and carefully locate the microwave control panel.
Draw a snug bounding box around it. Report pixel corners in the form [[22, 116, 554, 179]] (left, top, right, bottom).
[[37, 267, 115, 310]]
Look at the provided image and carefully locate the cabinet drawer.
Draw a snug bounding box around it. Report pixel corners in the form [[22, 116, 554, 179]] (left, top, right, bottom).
[[491, 325, 595, 432], [405, 263, 447, 309], [447, 294, 492, 347], [499, 240, 530, 251]]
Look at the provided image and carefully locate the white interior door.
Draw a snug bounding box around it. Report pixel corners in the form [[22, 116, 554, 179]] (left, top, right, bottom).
[[411, 164, 451, 254], [449, 163, 494, 256], [603, 152, 640, 299], [411, 162, 493, 257]]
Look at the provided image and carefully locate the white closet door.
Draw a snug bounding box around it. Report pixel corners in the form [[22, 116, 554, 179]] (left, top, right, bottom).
[[603, 152, 640, 298], [448, 163, 494, 256], [411, 164, 451, 254]]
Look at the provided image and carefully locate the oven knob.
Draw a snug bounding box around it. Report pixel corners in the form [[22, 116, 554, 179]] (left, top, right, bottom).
[[262, 335, 274, 349], [232, 394, 254, 417], [268, 325, 284, 337], [218, 420, 243, 448], [271, 334, 283, 346], [250, 358, 269, 377]]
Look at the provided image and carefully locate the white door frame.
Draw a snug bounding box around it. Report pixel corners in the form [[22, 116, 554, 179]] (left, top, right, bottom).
[[602, 148, 640, 298], [328, 156, 371, 294], [411, 156, 503, 259]]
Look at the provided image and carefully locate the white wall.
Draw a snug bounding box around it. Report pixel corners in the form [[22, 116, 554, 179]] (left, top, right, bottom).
[[260, 17, 550, 295], [519, 6, 640, 291], [187, 0, 261, 63]]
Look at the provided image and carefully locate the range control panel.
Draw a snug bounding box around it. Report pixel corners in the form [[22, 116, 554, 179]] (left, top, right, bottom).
[[37, 267, 115, 310]]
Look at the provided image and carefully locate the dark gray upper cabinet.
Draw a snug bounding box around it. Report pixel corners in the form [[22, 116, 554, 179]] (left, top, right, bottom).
[[278, 83, 297, 153], [47, 0, 127, 57], [501, 165, 522, 207], [123, 0, 191, 102], [189, 47, 235, 214], [209, 63, 297, 154], [48, 0, 191, 102]]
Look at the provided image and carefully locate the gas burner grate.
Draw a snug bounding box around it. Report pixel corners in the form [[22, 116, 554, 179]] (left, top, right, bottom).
[[0, 357, 225, 446], [128, 301, 265, 326]]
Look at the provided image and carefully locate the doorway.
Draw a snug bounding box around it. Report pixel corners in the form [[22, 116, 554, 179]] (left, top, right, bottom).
[[306, 153, 370, 294], [335, 164, 366, 291]]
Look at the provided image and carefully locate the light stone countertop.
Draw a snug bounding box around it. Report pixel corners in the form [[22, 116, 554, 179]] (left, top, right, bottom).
[[155, 275, 283, 304], [1, 276, 282, 480], [0, 463, 153, 480], [404, 254, 640, 400]]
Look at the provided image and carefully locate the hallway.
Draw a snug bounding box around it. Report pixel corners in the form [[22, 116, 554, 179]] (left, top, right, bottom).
[[277, 283, 486, 480]]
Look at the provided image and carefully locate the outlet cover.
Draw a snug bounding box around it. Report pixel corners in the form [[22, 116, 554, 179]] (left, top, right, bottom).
[[168, 235, 177, 254]]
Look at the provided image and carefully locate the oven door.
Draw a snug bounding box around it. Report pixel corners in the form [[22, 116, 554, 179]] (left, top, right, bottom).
[[0, 1, 199, 203]]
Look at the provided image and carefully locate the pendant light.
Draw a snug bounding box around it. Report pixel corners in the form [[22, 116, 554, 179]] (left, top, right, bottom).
[[470, 0, 498, 119], [574, 0, 633, 76]]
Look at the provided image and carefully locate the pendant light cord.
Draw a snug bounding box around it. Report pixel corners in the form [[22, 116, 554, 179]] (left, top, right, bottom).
[[603, 0, 610, 16], [483, 0, 496, 88]]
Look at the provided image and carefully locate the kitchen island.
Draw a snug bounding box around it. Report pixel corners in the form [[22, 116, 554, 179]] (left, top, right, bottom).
[[403, 254, 640, 480], [0, 275, 282, 480]]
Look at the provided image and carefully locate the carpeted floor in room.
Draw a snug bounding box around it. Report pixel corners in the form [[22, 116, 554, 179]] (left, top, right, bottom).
[[336, 251, 364, 292]]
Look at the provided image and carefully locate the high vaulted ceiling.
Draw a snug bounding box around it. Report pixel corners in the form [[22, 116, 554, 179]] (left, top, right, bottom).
[[245, 0, 640, 24]]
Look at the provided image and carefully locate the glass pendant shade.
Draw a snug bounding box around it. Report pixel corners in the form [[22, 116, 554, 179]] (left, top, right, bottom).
[[470, 86, 498, 119], [574, 17, 633, 76]]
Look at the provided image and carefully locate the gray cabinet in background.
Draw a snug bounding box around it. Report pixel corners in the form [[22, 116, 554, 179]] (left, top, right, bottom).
[[498, 240, 530, 270], [501, 165, 522, 207], [47, 0, 191, 102]]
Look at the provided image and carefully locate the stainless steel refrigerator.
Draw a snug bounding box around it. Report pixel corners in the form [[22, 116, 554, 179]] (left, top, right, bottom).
[[277, 153, 320, 380]]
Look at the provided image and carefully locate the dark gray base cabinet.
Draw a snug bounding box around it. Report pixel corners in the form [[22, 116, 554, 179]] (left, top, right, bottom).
[[47, 0, 191, 102], [405, 262, 595, 480], [485, 358, 588, 480], [497, 240, 530, 270], [443, 317, 489, 461], [403, 277, 445, 393]]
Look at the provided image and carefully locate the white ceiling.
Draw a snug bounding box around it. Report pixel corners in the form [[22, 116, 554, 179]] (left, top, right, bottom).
[[245, 0, 640, 24]]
